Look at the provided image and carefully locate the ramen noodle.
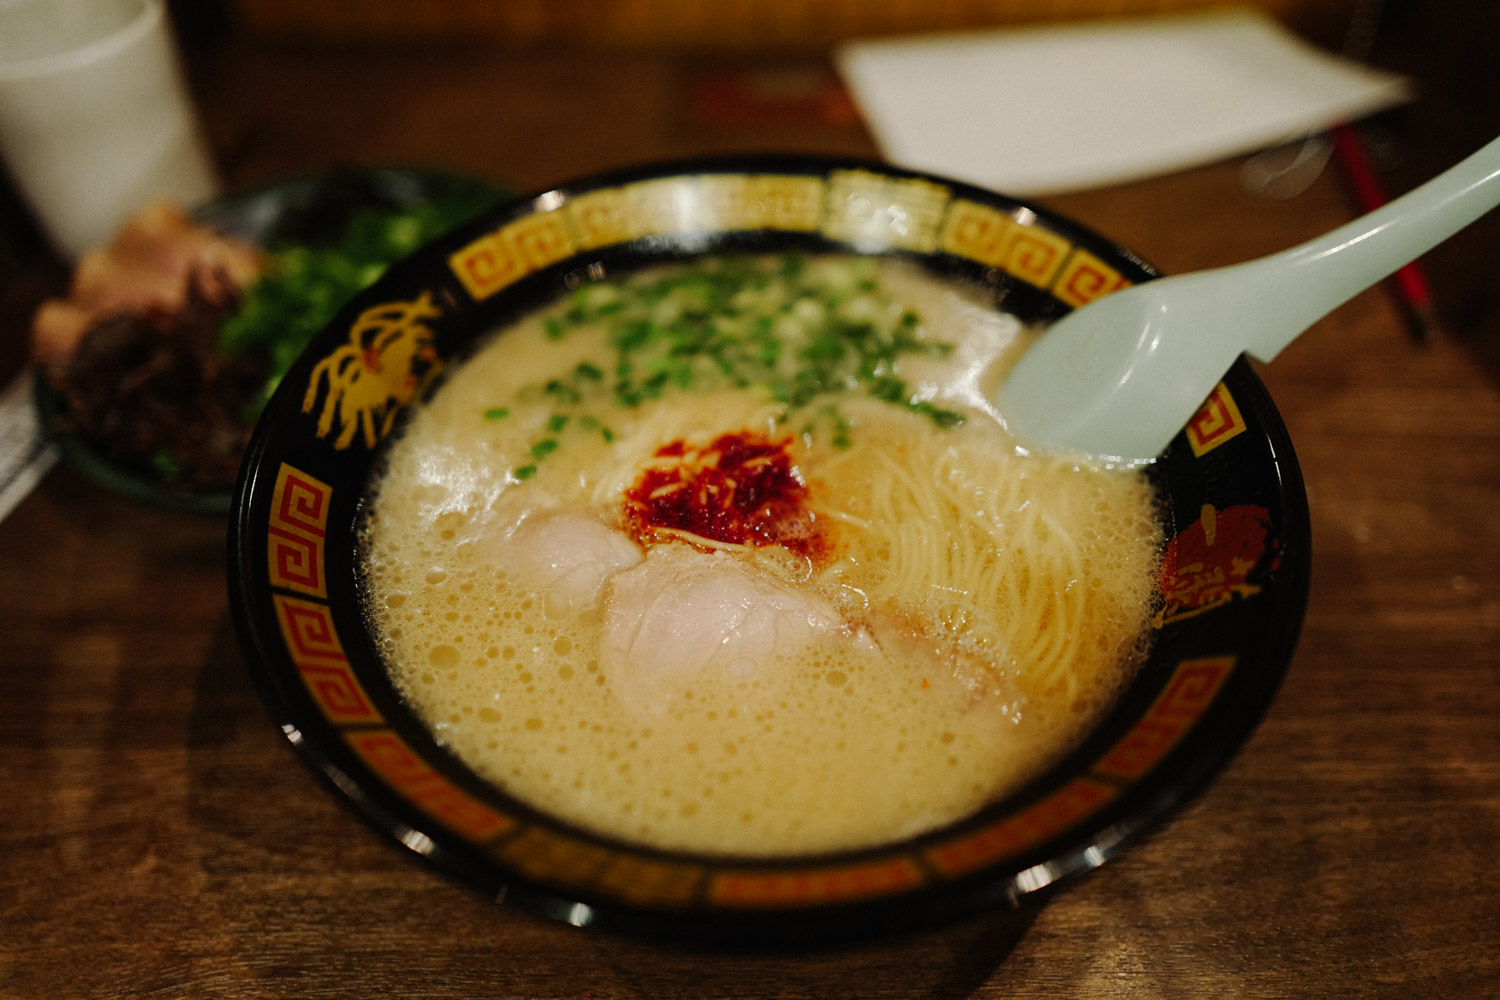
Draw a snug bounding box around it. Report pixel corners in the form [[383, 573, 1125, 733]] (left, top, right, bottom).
[[361, 254, 1161, 856]]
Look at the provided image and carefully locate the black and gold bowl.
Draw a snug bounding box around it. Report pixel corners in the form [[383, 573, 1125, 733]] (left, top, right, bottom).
[[228, 157, 1310, 943]]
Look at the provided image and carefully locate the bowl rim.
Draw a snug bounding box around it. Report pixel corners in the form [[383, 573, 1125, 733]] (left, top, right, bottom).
[[228, 153, 1311, 943]]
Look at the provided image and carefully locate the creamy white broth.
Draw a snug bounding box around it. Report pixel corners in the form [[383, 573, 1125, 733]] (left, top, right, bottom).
[[361, 255, 1160, 856]]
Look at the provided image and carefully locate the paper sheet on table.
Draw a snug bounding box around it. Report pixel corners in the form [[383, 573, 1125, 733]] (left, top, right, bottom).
[[835, 7, 1414, 196]]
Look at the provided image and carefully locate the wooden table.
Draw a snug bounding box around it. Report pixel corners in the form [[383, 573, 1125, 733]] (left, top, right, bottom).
[[3, 37, 1498, 999]]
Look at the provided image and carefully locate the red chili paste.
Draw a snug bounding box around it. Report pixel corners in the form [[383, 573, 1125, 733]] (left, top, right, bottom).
[[623, 431, 828, 561]]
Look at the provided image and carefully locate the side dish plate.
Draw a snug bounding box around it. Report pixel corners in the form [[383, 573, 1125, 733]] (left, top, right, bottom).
[[35, 166, 507, 511]]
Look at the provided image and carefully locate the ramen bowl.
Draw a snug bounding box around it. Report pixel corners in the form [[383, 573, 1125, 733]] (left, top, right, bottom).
[[228, 157, 1310, 943]]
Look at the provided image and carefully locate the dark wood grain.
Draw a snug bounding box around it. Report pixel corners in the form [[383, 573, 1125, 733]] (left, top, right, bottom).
[[3, 34, 1498, 1000]]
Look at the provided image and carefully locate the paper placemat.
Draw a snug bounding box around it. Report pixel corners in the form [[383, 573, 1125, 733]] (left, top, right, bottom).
[[836, 6, 1414, 196]]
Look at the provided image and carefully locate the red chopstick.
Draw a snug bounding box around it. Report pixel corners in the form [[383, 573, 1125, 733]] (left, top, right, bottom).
[[1331, 123, 1438, 341]]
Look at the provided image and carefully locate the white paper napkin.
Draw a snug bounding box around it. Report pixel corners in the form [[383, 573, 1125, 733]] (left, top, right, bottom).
[[836, 6, 1414, 196]]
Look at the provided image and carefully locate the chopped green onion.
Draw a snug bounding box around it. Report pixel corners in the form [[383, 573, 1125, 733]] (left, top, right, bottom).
[[487, 252, 970, 467]]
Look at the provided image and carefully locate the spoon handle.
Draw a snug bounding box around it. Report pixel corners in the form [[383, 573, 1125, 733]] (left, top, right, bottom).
[[1240, 133, 1500, 361]]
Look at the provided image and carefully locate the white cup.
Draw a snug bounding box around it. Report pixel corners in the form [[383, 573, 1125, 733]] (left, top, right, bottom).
[[0, 0, 218, 258]]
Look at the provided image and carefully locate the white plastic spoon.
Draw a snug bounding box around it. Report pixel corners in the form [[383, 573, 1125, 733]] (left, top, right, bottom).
[[999, 134, 1500, 463]]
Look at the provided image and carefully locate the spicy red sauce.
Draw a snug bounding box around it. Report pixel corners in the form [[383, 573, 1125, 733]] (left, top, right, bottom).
[[622, 431, 828, 561]]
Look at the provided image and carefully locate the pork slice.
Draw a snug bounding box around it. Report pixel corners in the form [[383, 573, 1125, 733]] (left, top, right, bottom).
[[501, 508, 643, 612], [601, 545, 841, 715]]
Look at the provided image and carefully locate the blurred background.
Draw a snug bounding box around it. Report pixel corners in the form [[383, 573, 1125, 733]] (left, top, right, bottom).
[[2, 0, 1498, 403]]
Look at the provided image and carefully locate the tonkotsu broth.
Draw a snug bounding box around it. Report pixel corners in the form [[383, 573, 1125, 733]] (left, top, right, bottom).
[[361, 254, 1162, 856]]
